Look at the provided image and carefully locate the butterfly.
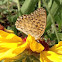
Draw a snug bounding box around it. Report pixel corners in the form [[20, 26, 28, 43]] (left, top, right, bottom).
[[15, 8, 46, 40]]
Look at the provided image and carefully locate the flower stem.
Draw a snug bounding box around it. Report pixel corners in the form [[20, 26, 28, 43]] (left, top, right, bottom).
[[42, 0, 60, 42], [38, 0, 41, 8]]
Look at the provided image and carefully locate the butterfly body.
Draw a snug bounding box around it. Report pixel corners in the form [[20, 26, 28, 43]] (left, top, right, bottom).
[[15, 8, 46, 40]]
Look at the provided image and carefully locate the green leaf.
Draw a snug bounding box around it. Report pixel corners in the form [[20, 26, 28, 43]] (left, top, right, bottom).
[[46, 1, 59, 31], [54, 0, 62, 5], [54, 0, 60, 5], [21, 0, 38, 14], [60, 0, 62, 4], [48, 0, 52, 9], [7, 26, 17, 35], [54, 6, 62, 31], [7, 14, 17, 24], [0, 1, 3, 5], [42, 0, 60, 42], [58, 33, 62, 40]]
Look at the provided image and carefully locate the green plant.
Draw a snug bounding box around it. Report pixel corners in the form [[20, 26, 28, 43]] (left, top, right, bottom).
[[0, 0, 62, 62]]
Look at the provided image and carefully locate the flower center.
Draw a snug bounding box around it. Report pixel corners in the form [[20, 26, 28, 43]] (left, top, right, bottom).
[[39, 40, 49, 51], [22, 37, 49, 51]]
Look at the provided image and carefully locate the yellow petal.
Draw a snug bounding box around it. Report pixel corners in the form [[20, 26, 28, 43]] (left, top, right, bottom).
[[40, 51, 60, 62], [6, 33, 23, 43], [0, 31, 23, 49], [49, 41, 62, 54], [0, 30, 23, 43], [0, 30, 23, 60], [0, 30, 9, 38], [4, 28, 14, 33], [26, 35, 44, 53], [0, 43, 18, 48], [49, 41, 62, 62], [57, 55, 62, 62], [0, 47, 9, 53], [13, 41, 28, 54], [4, 51, 25, 62], [0, 48, 17, 61]]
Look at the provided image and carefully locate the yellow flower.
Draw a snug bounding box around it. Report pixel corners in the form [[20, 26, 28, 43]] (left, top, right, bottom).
[[0, 30, 62, 62], [0, 30, 23, 60], [0, 30, 44, 61], [40, 41, 62, 62]]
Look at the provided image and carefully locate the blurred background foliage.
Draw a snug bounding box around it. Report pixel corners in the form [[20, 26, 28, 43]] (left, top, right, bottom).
[[0, 0, 62, 44], [0, 0, 62, 62]]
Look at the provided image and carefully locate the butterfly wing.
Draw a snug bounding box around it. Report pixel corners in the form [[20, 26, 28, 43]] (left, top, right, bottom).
[[15, 8, 46, 40]]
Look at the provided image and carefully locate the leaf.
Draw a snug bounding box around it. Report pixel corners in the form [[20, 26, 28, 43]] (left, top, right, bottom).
[[46, 1, 59, 31], [0, 1, 3, 5], [54, 0, 60, 5], [48, 0, 52, 9], [7, 26, 17, 35], [21, 0, 38, 14], [60, 0, 62, 4], [54, 6, 62, 31], [7, 15, 17, 23], [13, 0, 16, 3], [58, 33, 62, 40]]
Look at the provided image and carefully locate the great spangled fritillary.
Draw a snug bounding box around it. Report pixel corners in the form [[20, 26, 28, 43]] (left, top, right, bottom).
[[15, 8, 46, 40]]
